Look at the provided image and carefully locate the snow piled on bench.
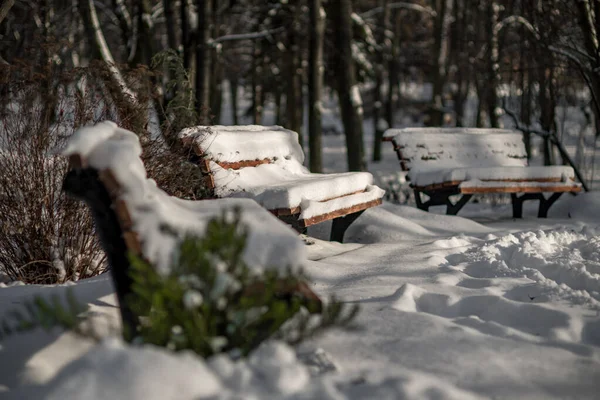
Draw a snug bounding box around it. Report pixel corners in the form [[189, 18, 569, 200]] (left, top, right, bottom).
[[385, 128, 528, 172], [179, 125, 305, 164], [211, 159, 384, 212], [61, 121, 306, 274], [411, 166, 577, 187], [179, 124, 385, 217]]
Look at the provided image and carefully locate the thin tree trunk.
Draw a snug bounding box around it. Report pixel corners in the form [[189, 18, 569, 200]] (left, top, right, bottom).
[[181, 0, 191, 70], [210, 0, 222, 123], [428, 0, 453, 126], [230, 78, 239, 125], [372, 0, 390, 162], [385, 10, 401, 131], [308, 0, 325, 171], [163, 0, 177, 51], [332, 0, 365, 171], [0, 0, 15, 26], [195, 0, 212, 119], [252, 42, 263, 124], [285, 8, 303, 147], [486, 1, 500, 128]]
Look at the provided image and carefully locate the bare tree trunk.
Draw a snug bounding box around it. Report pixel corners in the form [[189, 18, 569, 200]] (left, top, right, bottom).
[[229, 78, 239, 125], [486, 1, 500, 128], [137, 0, 155, 67], [0, 0, 16, 26], [181, 0, 192, 70], [252, 42, 263, 124], [386, 10, 401, 131], [195, 0, 212, 119], [450, 0, 470, 127], [539, 66, 556, 165], [285, 20, 303, 147], [78, 0, 139, 128], [428, 0, 453, 126], [332, 0, 366, 171], [372, 0, 390, 162], [308, 0, 325, 171], [210, 1, 222, 123], [576, 0, 600, 135], [163, 0, 177, 51]]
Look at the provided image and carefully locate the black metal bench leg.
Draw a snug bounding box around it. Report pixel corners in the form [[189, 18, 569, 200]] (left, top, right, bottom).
[[330, 210, 365, 243], [414, 189, 428, 211], [511, 193, 524, 218], [445, 194, 472, 215], [538, 192, 563, 218]]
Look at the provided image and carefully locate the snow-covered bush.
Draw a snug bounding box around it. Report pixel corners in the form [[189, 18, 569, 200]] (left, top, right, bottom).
[[126, 209, 358, 358]]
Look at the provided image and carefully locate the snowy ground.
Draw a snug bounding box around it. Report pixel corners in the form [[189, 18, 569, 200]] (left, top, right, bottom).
[[2, 98, 600, 398], [2, 129, 600, 399]]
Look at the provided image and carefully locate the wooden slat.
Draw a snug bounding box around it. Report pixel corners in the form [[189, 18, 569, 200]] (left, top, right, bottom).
[[271, 206, 302, 217], [123, 230, 142, 254], [300, 198, 383, 228], [204, 174, 215, 191], [414, 177, 576, 192], [217, 158, 272, 170], [68, 154, 86, 169], [113, 199, 133, 231], [98, 169, 122, 198], [269, 189, 367, 217], [459, 184, 581, 195], [198, 158, 211, 173]]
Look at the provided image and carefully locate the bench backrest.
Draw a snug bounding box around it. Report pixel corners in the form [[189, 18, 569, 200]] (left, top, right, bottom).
[[179, 125, 304, 169], [383, 128, 528, 171]]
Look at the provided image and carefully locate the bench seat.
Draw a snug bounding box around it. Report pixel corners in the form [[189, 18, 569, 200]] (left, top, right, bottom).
[[180, 125, 385, 240], [383, 127, 581, 218], [410, 165, 577, 189]]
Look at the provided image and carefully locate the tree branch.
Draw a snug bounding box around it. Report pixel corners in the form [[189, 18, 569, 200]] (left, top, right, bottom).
[[360, 2, 436, 19], [210, 27, 285, 44]]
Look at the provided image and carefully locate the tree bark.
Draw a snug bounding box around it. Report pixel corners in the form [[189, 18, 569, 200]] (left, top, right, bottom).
[[386, 10, 401, 130], [332, 0, 366, 171], [486, 1, 500, 128], [0, 0, 15, 26], [285, 18, 303, 148], [428, 0, 453, 126], [195, 0, 212, 119], [229, 77, 239, 125], [308, 0, 325, 171], [372, 0, 390, 162], [181, 0, 192, 70], [163, 0, 177, 51], [252, 41, 263, 124]]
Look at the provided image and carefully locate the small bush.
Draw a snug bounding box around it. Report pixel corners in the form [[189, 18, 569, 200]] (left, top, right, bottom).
[[127, 209, 358, 358], [0, 55, 210, 282], [0, 63, 108, 283]]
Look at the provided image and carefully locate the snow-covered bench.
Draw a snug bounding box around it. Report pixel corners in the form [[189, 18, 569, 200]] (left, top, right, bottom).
[[61, 121, 320, 334], [179, 125, 385, 242], [382, 127, 581, 217]]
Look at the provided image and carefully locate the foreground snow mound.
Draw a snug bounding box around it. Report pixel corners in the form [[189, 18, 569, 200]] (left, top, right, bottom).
[[35, 339, 334, 400], [447, 227, 600, 308], [28, 337, 485, 400]]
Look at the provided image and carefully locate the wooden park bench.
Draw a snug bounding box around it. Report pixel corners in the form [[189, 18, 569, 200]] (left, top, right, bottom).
[[382, 127, 582, 218], [179, 125, 385, 242], [61, 121, 321, 335]]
